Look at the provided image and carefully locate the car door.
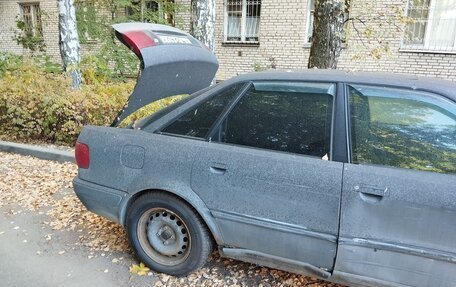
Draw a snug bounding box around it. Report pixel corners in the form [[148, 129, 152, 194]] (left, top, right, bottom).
[[190, 81, 344, 273], [334, 84, 456, 287]]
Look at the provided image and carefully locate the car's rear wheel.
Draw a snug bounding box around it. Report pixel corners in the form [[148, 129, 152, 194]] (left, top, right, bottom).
[[126, 192, 213, 276]]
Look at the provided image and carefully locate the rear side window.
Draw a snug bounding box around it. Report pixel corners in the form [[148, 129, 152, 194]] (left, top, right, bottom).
[[216, 82, 335, 158], [349, 84, 456, 174], [161, 83, 244, 138]]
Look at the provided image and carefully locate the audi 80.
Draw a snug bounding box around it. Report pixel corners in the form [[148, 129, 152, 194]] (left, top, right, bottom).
[[73, 23, 456, 287]]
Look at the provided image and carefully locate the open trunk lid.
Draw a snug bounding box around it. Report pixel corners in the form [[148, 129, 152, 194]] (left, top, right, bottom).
[[111, 23, 219, 126]]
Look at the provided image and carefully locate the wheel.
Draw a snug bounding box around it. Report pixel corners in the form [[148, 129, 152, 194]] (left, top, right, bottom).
[[126, 192, 214, 276]]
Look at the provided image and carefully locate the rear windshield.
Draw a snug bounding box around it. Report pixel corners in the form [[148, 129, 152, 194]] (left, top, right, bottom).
[[132, 86, 213, 130]]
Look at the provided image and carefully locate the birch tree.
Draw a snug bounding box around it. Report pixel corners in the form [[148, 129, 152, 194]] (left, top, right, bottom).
[[191, 0, 216, 52], [308, 0, 407, 69], [308, 0, 346, 69], [58, 0, 82, 88]]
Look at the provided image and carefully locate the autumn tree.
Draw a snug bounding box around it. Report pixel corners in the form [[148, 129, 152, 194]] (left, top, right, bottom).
[[308, 0, 406, 69], [58, 0, 82, 88]]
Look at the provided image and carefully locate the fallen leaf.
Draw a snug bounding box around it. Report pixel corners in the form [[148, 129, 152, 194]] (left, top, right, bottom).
[[130, 263, 150, 276]]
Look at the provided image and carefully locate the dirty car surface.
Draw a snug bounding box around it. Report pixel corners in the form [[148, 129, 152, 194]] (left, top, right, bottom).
[[73, 24, 456, 287]]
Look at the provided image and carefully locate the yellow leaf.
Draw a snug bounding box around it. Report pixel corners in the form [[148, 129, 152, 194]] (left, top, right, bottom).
[[129, 262, 150, 276]]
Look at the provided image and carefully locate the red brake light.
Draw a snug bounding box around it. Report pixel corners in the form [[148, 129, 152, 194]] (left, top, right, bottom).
[[122, 31, 156, 57], [75, 142, 90, 169]]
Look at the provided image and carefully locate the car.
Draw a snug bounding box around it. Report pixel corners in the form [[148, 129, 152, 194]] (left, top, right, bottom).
[[73, 23, 456, 287]]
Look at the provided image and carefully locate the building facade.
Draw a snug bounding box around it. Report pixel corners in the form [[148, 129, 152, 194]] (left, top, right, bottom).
[[1, 0, 455, 81], [0, 0, 60, 61]]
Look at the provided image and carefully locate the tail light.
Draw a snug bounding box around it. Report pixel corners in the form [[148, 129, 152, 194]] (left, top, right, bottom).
[[120, 31, 156, 57], [75, 142, 90, 169]]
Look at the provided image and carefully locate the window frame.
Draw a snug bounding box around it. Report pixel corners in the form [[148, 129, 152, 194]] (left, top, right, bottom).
[[156, 82, 250, 140], [345, 83, 456, 173], [208, 80, 338, 160], [304, 0, 315, 45], [223, 0, 261, 44], [124, 0, 175, 25], [19, 2, 43, 38], [401, 0, 456, 53]]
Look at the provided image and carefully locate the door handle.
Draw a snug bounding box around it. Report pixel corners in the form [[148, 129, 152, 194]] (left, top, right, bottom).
[[209, 163, 227, 175], [355, 185, 388, 202]]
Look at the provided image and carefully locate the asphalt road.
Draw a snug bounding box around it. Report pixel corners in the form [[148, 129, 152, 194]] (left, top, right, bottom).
[[0, 204, 154, 287]]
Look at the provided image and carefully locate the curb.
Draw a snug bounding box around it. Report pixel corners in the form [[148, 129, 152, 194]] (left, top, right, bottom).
[[0, 140, 75, 163]]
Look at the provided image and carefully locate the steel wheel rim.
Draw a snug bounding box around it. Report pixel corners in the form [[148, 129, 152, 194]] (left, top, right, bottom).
[[137, 207, 191, 266]]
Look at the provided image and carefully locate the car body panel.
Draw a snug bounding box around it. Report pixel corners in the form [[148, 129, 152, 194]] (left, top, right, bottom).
[[75, 126, 224, 243], [111, 23, 219, 124], [191, 142, 343, 270], [73, 177, 127, 223], [335, 164, 456, 287]]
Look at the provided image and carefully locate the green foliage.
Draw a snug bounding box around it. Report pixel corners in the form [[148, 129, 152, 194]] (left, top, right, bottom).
[[0, 59, 181, 145], [0, 53, 24, 78], [74, 0, 186, 79], [12, 16, 46, 53], [251, 61, 266, 72], [75, 1, 139, 78], [34, 55, 63, 74], [0, 53, 61, 77]]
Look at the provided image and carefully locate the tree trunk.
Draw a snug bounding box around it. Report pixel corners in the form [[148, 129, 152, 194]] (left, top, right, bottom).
[[308, 0, 345, 69], [191, 0, 216, 52], [58, 0, 82, 89]]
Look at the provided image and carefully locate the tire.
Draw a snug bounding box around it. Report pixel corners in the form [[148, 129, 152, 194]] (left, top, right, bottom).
[[126, 192, 214, 276]]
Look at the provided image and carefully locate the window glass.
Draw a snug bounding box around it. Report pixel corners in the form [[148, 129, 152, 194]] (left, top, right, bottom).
[[225, 0, 261, 42], [20, 3, 43, 37], [404, 0, 456, 51], [217, 82, 335, 158], [349, 85, 456, 174], [161, 83, 244, 138]]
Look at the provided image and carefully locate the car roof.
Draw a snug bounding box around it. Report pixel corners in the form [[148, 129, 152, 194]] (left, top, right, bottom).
[[225, 69, 456, 102]]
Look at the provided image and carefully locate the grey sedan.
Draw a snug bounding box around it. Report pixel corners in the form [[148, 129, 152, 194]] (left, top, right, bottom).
[[73, 23, 456, 287]]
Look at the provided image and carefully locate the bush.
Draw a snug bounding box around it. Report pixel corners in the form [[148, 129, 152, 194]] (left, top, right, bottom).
[[0, 58, 184, 145]]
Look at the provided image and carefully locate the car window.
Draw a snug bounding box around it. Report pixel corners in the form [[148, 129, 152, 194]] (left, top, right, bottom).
[[139, 86, 214, 131], [160, 83, 245, 138], [349, 84, 456, 174], [216, 81, 335, 158]]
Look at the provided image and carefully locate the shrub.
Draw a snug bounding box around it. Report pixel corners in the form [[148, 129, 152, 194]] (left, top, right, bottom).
[[0, 58, 184, 145]]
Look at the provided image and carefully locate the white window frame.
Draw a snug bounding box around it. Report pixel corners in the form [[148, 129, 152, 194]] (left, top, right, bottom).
[[304, 0, 315, 45], [223, 0, 261, 43], [401, 0, 456, 53]]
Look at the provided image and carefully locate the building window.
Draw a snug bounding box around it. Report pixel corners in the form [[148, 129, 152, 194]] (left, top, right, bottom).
[[305, 0, 315, 43], [224, 0, 261, 43], [20, 3, 43, 37], [125, 0, 175, 25], [403, 0, 456, 52]]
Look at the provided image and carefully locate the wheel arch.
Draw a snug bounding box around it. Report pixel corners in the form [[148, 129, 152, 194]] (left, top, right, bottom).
[[118, 188, 224, 245]]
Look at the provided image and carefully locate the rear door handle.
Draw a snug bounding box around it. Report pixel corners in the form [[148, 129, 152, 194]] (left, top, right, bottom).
[[355, 185, 388, 202], [209, 163, 227, 175]]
